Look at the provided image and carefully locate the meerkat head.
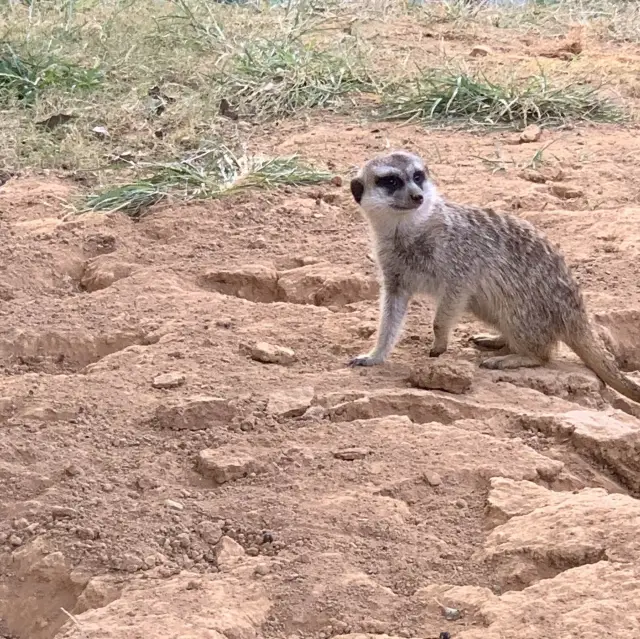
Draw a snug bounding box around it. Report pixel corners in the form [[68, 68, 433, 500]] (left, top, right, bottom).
[[350, 151, 434, 219]]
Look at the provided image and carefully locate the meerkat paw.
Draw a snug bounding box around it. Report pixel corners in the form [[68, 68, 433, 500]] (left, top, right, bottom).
[[470, 333, 508, 351], [348, 354, 383, 367], [480, 354, 543, 370], [428, 344, 447, 358]]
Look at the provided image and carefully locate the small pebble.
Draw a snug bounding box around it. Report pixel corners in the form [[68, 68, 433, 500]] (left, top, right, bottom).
[[176, 533, 191, 548], [333, 447, 370, 461], [164, 499, 184, 511], [51, 506, 78, 519], [519, 124, 542, 143], [152, 372, 186, 389], [424, 471, 442, 487], [9, 535, 22, 547]]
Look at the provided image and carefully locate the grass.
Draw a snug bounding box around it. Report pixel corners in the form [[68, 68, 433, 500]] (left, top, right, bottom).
[[76, 149, 332, 218], [380, 69, 625, 128], [415, 0, 640, 42], [213, 37, 375, 120], [0, 0, 637, 212], [0, 45, 103, 106]]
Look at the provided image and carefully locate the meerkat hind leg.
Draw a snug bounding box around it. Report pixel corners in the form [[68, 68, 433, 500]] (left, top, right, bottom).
[[471, 333, 509, 351], [480, 354, 544, 370]]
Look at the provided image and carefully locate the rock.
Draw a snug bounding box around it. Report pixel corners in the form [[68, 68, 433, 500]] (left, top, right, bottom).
[[82, 232, 117, 257], [480, 479, 640, 589], [331, 175, 343, 187], [9, 534, 22, 546], [267, 386, 315, 418], [13, 518, 29, 530], [175, 533, 190, 549], [277, 262, 379, 307], [71, 577, 122, 615], [197, 521, 223, 545], [445, 561, 640, 639], [196, 448, 261, 484], [154, 395, 235, 430], [51, 506, 78, 519], [76, 527, 97, 540], [486, 477, 605, 526], [408, 359, 474, 394], [152, 372, 186, 389], [58, 573, 270, 639], [333, 447, 370, 461], [164, 499, 184, 511], [519, 124, 542, 143], [215, 536, 245, 570], [549, 183, 584, 199], [517, 409, 640, 492], [73, 577, 122, 615], [119, 553, 144, 573], [197, 263, 279, 303], [518, 168, 546, 184], [242, 341, 296, 365], [470, 45, 493, 57], [302, 404, 326, 422], [423, 471, 442, 487]]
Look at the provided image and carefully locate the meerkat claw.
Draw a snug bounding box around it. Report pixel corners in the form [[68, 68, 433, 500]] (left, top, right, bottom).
[[348, 355, 379, 367]]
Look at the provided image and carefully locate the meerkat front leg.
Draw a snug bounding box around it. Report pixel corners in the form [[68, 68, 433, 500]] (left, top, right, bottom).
[[429, 290, 467, 358], [348, 285, 410, 367]]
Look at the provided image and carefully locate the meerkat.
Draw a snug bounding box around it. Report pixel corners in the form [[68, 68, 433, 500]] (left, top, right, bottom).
[[347, 149, 640, 404]]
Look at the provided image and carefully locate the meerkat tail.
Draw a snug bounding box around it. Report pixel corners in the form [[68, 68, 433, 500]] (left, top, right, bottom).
[[565, 321, 640, 404]]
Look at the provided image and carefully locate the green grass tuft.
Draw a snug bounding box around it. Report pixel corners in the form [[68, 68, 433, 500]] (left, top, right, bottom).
[[0, 45, 103, 106], [214, 37, 375, 120], [380, 69, 625, 128], [77, 149, 332, 218]]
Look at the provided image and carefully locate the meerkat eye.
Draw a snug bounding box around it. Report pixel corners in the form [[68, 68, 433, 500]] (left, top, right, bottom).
[[413, 170, 426, 185], [375, 175, 403, 191]]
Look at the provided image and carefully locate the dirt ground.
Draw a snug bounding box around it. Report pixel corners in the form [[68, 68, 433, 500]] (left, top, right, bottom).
[[2, 12, 640, 639]]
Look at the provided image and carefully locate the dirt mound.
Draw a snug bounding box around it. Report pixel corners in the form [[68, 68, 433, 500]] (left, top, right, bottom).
[[3, 55, 640, 639]]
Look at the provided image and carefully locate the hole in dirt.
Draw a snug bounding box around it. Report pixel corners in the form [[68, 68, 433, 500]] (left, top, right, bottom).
[[489, 547, 609, 594], [0, 543, 121, 639], [197, 261, 378, 308], [325, 389, 499, 425], [0, 328, 157, 375], [594, 309, 640, 372]]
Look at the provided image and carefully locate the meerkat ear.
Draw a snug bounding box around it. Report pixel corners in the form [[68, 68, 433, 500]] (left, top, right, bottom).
[[350, 178, 364, 204]]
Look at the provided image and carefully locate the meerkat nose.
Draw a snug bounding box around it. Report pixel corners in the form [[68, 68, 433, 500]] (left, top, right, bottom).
[[411, 194, 424, 204]]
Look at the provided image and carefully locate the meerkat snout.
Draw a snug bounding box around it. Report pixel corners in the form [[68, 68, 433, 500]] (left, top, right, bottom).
[[351, 150, 432, 214]]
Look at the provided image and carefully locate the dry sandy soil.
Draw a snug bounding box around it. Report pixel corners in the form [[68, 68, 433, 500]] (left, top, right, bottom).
[[2, 12, 640, 639]]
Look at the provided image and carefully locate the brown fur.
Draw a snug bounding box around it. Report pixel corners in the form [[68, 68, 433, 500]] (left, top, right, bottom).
[[348, 150, 640, 404]]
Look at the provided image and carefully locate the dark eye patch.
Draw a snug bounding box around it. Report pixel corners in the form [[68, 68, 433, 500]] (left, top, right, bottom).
[[413, 170, 426, 185], [375, 174, 403, 192]]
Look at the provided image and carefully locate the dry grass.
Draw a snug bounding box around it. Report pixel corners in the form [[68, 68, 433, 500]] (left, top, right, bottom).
[[75, 148, 331, 218], [0, 0, 637, 214], [380, 67, 625, 128], [414, 0, 640, 42]]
